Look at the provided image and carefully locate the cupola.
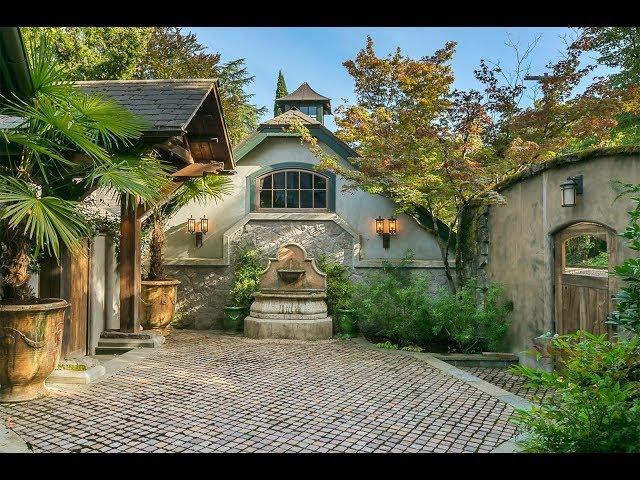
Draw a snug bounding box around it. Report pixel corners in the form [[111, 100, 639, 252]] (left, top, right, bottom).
[[274, 82, 331, 125]]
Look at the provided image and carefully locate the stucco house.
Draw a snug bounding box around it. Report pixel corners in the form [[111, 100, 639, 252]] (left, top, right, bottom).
[[164, 83, 449, 328]]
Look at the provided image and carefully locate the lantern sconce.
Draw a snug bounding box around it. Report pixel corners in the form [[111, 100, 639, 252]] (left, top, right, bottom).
[[188, 215, 209, 248], [560, 175, 583, 208], [375, 216, 398, 249]]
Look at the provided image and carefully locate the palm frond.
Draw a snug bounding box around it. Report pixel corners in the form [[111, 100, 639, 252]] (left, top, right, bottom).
[[2, 94, 111, 162], [67, 93, 149, 149], [161, 174, 233, 218], [0, 175, 88, 259], [24, 31, 75, 102], [85, 153, 172, 208]]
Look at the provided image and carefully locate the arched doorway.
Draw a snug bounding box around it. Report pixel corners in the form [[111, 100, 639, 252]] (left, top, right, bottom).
[[554, 222, 618, 336]]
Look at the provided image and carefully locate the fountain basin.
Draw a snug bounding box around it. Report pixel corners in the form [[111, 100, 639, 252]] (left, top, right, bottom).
[[243, 243, 332, 341], [277, 269, 306, 284]]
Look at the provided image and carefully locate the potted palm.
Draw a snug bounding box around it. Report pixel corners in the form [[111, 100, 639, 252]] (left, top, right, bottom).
[[0, 34, 168, 402], [224, 247, 264, 332], [141, 175, 231, 331]]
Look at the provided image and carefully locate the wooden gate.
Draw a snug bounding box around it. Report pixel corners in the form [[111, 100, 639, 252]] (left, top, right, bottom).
[[40, 239, 91, 357], [554, 222, 618, 336]]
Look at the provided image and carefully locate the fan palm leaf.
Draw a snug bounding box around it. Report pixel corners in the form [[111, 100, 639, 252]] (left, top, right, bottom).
[[0, 175, 87, 259], [161, 174, 233, 218], [85, 153, 172, 208]]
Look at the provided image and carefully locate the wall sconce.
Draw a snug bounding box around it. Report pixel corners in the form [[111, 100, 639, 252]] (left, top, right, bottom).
[[375, 216, 385, 236], [375, 216, 398, 249], [188, 215, 208, 248], [388, 217, 397, 235], [560, 175, 583, 207]]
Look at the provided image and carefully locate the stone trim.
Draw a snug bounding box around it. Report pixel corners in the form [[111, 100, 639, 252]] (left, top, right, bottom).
[[165, 211, 451, 269]]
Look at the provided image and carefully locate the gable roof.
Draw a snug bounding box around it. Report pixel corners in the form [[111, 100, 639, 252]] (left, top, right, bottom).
[[76, 79, 234, 169], [234, 111, 358, 163], [275, 82, 331, 114], [261, 109, 320, 126], [75, 79, 217, 134]]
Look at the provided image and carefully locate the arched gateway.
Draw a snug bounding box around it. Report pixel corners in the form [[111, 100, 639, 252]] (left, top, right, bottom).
[[553, 222, 618, 336]]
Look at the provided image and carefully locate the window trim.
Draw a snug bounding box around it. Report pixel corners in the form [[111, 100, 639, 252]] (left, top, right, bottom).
[[255, 168, 329, 212], [247, 162, 336, 214]]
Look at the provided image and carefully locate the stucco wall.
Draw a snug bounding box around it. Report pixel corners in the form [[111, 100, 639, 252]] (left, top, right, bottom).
[[163, 135, 448, 328], [484, 154, 640, 353], [164, 137, 444, 265], [88, 235, 119, 353]]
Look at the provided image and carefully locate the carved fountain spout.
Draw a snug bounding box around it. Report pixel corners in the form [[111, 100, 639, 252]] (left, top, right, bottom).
[[244, 243, 332, 340]]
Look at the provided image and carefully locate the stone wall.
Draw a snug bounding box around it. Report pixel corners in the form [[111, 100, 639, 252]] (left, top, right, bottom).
[[167, 218, 448, 329]]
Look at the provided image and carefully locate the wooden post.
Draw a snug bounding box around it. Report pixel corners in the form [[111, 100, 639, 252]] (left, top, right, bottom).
[[119, 198, 141, 332]]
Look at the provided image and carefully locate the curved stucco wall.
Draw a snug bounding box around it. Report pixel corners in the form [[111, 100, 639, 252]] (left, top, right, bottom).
[[485, 154, 640, 353]]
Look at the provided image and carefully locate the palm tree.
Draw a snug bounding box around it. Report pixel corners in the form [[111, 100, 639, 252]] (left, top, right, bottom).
[[0, 36, 170, 301], [145, 174, 233, 281]]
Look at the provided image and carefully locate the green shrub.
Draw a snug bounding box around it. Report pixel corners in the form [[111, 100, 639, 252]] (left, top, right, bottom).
[[352, 263, 512, 353], [510, 332, 640, 453], [230, 247, 264, 308], [352, 266, 432, 347], [428, 280, 513, 353], [608, 182, 640, 334], [316, 254, 353, 315]]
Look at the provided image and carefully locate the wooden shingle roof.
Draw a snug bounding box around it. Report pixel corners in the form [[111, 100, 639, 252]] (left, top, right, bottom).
[[75, 79, 217, 133]]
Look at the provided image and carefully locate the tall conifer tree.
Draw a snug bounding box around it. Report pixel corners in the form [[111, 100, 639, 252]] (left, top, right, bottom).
[[274, 69, 288, 116]]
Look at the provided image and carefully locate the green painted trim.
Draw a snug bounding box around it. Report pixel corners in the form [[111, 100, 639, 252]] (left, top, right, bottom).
[[246, 162, 337, 213], [233, 123, 358, 165], [234, 132, 302, 162]]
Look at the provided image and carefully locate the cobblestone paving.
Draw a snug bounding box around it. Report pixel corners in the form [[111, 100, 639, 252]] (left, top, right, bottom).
[[462, 367, 553, 403], [1, 331, 518, 453]]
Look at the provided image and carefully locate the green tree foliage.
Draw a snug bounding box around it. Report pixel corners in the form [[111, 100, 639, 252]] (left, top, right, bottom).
[[575, 27, 640, 89], [21, 27, 266, 146], [291, 35, 623, 292], [608, 182, 640, 334], [0, 36, 169, 300], [510, 332, 640, 453], [273, 69, 288, 116], [20, 27, 153, 80]]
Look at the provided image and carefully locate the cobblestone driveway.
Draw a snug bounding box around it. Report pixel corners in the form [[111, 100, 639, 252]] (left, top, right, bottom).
[[1, 331, 518, 453]]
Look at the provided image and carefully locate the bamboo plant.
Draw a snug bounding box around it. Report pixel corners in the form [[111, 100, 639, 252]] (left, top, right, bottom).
[[0, 36, 170, 301]]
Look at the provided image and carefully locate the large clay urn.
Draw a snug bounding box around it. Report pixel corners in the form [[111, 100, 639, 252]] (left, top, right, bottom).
[[140, 280, 180, 331], [0, 299, 68, 402]]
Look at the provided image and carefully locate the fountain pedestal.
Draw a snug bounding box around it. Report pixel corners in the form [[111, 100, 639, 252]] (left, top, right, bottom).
[[243, 244, 333, 340]]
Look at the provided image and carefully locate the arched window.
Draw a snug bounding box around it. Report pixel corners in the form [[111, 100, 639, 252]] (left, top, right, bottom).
[[257, 169, 328, 210]]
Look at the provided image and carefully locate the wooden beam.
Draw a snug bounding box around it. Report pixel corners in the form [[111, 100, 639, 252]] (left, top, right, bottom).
[[119, 198, 141, 333], [157, 142, 194, 164], [170, 162, 224, 179]]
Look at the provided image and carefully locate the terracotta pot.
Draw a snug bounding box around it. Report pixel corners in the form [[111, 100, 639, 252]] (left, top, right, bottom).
[[140, 279, 180, 331], [0, 299, 68, 403]]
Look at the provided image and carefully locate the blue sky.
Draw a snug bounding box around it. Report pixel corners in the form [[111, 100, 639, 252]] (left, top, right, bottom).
[[187, 27, 611, 131]]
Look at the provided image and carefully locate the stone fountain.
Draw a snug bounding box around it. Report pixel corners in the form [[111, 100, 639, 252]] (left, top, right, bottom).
[[244, 243, 333, 340]]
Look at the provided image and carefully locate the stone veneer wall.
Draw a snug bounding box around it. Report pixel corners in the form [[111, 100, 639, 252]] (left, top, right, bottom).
[[166, 219, 448, 329]]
